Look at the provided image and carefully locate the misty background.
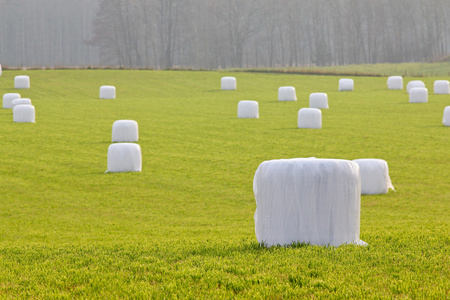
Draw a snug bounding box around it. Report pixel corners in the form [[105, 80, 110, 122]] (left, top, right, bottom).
[[1, 0, 449, 69]]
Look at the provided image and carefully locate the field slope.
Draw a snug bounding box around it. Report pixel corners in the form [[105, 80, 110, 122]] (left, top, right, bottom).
[[0, 70, 448, 298]]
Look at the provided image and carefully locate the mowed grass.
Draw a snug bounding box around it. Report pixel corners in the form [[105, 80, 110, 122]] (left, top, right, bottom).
[[0, 70, 448, 298]]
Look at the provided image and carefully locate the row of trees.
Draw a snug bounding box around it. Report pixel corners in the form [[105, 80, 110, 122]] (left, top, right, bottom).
[[1, 0, 449, 69], [0, 0, 100, 68], [92, 0, 450, 69]]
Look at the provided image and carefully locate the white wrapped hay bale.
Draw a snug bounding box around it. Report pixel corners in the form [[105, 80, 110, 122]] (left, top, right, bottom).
[[221, 77, 236, 90], [0, 64, 2, 76], [3, 93, 21, 109], [237, 100, 259, 119], [353, 159, 395, 195], [278, 86, 297, 101], [112, 120, 139, 142], [387, 76, 403, 90], [309, 93, 328, 109], [443, 106, 450, 126], [99, 85, 116, 99], [14, 75, 30, 89], [107, 143, 142, 173], [12, 98, 31, 107], [13, 104, 35, 123], [406, 80, 425, 93], [254, 158, 364, 247], [434, 80, 450, 94], [339, 78, 354, 91], [298, 108, 322, 129], [409, 87, 428, 103]]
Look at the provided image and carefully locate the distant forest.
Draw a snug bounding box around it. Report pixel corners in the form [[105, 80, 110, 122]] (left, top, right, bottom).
[[1, 0, 449, 69]]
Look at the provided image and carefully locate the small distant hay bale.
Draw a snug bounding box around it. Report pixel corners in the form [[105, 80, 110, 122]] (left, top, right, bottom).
[[298, 108, 322, 129], [112, 120, 139, 142], [221, 77, 236, 90], [278, 86, 297, 101], [14, 75, 30, 89], [409, 87, 428, 103], [253, 158, 364, 247], [107, 143, 142, 173], [387, 76, 403, 90], [406, 80, 425, 93], [443, 106, 450, 126], [339, 78, 354, 91], [13, 104, 35, 123], [353, 159, 395, 195], [0, 64, 2, 76], [3, 93, 21, 109], [237, 100, 259, 119], [99, 86, 116, 99], [309, 93, 328, 109], [434, 80, 450, 94], [12, 98, 32, 107]]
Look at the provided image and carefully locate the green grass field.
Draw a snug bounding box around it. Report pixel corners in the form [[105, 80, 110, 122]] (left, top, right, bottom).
[[238, 61, 450, 77], [0, 70, 448, 298]]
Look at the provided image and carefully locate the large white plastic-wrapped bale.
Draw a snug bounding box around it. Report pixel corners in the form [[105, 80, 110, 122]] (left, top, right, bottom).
[[309, 93, 329, 109], [237, 100, 259, 119], [112, 120, 139, 142], [409, 87, 428, 103], [221, 77, 236, 90], [443, 106, 450, 126], [254, 158, 364, 247], [278, 86, 297, 101], [107, 143, 142, 173], [13, 104, 35, 123], [406, 80, 425, 93], [11, 98, 32, 107], [99, 85, 116, 99], [298, 108, 322, 129], [339, 78, 354, 91], [14, 75, 30, 89], [434, 80, 450, 94], [353, 159, 395, 195], [387, 76, 403, 90], [3, 93, 21, 109]]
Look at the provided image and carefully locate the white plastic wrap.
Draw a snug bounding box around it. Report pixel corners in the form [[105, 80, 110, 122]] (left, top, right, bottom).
[[107, 143, 142, 172], [221, 77, 236, 90], [0, 64, 2, 76], [278, 86, 297, 101], [112, 120, 139, 142], [13, 105, 35, 123], [14, 75, 30, 89], [406, 80, 425, 93], [339, 78, 354, 91], [443, 106, 450, 126], [298, 108, 322, 129], [309, 93, 328, 109], [254, 158, 364, 247], [353, 159, 395, 195], [409, 87, 428, 103], [237, 100, 259, 119], [12, 98, 32, 107], [434, 80, 450, 94], [387, 76, 403, 90], [99, 85, 116, 99], [3, 93, 21, 109]]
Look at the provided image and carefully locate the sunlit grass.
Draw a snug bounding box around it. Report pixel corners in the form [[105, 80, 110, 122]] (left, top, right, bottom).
[[0, 70, 448, 298]]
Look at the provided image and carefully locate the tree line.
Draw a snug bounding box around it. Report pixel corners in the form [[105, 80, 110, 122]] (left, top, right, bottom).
[[1, 0, 449, 69], [0, 0, 99, 68]]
